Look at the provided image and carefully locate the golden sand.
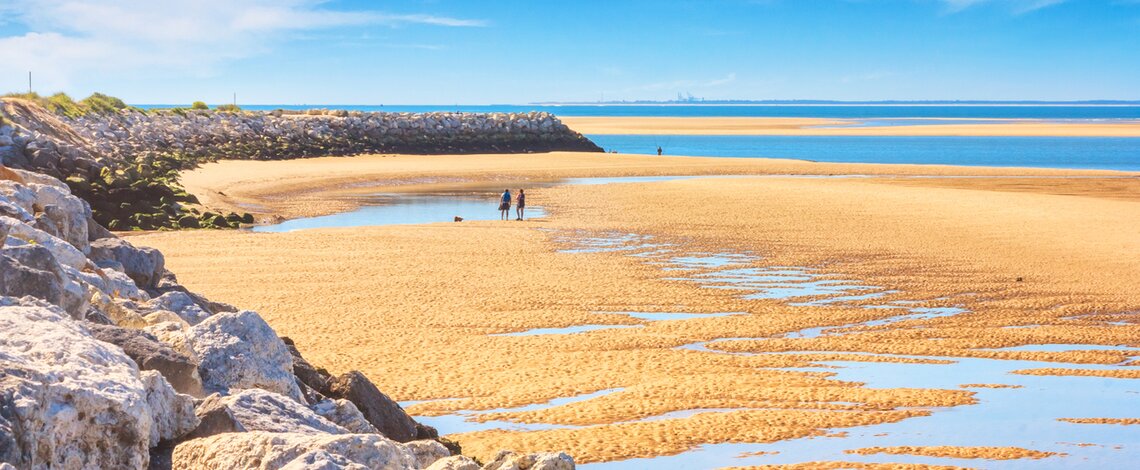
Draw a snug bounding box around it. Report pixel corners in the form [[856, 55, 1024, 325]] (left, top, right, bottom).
[[175, 152, 1132, 221], [560, 116, 1140, 137], [1012, 368, 1140, 379], [958, 384, 1023, 389], [845, 446, 1063, 460], [135, 152, 1140, 464], [1058, 418, 1140, 425], [723, 463, 972, 470]]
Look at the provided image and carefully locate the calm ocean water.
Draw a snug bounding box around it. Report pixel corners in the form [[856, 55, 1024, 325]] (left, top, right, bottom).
[[136, 104, 1140, 171], [142, 104, 1140, 119], [589, 135, 1140, 172]]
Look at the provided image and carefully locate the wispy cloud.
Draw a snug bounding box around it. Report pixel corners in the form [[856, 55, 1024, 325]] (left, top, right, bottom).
[[941, 0, 1068, 14], [0, 0, 485, 91]]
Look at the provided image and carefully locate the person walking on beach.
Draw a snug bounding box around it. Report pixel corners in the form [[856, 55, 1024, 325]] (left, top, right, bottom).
[[516, 189, 526, 221], [499, 189, 512, 220]]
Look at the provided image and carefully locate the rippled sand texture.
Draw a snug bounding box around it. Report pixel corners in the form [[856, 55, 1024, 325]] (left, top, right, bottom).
[[136, 153, 1140, 466], [845, 446, 1062, 460], [560, 116, 1140, 136]]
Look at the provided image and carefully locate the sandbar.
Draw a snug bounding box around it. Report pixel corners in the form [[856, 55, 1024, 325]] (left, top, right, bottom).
[[559, 116, 1140, 136]]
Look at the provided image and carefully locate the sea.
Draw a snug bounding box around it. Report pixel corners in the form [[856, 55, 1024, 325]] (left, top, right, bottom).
[[139, 104, 1140, 171]]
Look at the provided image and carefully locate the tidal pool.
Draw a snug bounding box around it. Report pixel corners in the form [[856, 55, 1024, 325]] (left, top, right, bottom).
[[252, 192, 547, 232], [553, 230, 1140, 468], [582, 353, 1140, 469], [411, 388, 626, 434]]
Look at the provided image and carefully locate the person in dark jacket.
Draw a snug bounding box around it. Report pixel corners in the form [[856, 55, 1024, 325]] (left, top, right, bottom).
[[499, 189, 511, 220]]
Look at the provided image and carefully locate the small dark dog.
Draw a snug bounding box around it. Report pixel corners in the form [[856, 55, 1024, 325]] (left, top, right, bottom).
[[454, 216, 464, 222]]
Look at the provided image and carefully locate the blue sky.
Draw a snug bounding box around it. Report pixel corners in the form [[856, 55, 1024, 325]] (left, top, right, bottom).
[[1, 0, 1138, 104]]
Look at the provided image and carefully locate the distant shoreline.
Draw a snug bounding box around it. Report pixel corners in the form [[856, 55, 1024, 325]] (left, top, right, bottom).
[[534, 102, 1140, 107], [560, 116, 1140, 137], [133, 101, 1140, 108]]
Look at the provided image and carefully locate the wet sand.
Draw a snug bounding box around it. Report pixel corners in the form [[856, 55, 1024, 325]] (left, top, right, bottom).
[[136, 152, 1140, 466], [177, 152, 1134, 221], [560, 116, 1140, 136]]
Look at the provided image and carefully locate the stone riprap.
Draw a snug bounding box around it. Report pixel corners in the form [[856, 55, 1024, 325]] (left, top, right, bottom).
[[69, 108, 602, 161], [0, 156, 577, 468]]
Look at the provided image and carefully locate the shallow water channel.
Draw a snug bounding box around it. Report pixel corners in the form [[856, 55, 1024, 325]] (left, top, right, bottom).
[[251, 176, 725, 232], [251, 174, 1127, 232], [469, 231, 1140, 468]]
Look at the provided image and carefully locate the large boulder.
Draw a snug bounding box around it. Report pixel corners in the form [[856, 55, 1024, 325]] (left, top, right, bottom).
[[0, 181, 36, 222], [88, 237, 165, 289], [25, 182, 90, 251], [310, 398, 379, 434], [0, 254, 62, 311], [171, 432, 420, 470], [282, 336, 333, 394], [140, 371, 199, 445], [0, 298, 154, 469], [426, 456, 480, 470], [144, 291, 210, 326], [482, 451, 575, 470], [181, 396, 246, 442], [405, 440, 450, 469], [77, 265, 149, 302], [152, 272, 237, 316], [88, 323, 205, 397], [143, 321, 196, 359], [4, 215, 87, 270], [195, 389, 348, 435], [1, 244, 87, 316], [187, 310, 305, 403], [326, 371, 419, 443]]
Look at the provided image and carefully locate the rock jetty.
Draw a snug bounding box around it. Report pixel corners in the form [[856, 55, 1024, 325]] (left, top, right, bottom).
[[0, 98, 601, 231], [0, 165, 576, 468], [68, 108, 602, 161]]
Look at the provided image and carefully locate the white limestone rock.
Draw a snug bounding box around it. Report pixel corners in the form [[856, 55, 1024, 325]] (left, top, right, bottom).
[[26, 182, 90, 252], [311, 398, 380, 434], [143, 309, 186, 326], [3, 215, 87, 270], [87, 237, 165, 289], [0, 181, 36, 221], [0, 298, 153, 469], [201, 389, 348, 435], [187, 309, 306, 402], [404, 440, 450, 468], [145, 291, 210, 325], [482, 451, 575, 470], [171, 432, 420, 470], [143, 321, 197, 359], [426, 456, 481, 470], [140, 370, 200, 445]]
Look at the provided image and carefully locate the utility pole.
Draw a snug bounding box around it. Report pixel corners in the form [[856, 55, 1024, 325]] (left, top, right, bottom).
[[233, 92, 236, 107], [28, 71, 32, 94]]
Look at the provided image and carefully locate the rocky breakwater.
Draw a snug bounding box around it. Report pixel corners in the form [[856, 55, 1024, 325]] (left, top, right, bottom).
[[68, 108, 603, 161], [0, 164, 575, 469], [0, 98, 602, 232]]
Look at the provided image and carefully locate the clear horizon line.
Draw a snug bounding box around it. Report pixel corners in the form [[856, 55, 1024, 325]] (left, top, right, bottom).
[[130, 100, 1140, 107]]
